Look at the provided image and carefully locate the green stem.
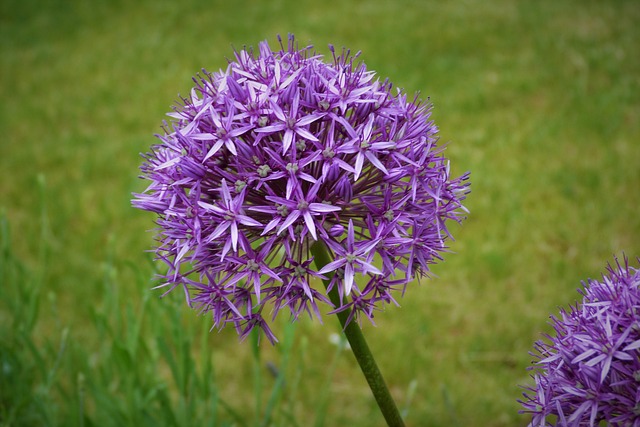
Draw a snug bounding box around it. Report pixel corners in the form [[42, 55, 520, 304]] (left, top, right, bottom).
[[310, 242, 405, 427]]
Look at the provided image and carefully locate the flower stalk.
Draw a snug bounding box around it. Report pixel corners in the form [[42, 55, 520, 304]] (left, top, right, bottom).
[[311, 242, 405, 427]]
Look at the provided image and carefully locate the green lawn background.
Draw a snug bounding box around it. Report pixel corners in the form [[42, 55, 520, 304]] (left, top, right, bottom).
[[1, 0, 639, 426]]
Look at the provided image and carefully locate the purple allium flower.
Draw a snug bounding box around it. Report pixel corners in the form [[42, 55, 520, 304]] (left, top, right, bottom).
[[520, 257, 640, 426], [133, 35, 470, 343]]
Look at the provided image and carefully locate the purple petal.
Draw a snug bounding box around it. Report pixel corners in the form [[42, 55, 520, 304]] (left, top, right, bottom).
[[353, 153, 364, 181], [262, 218, 281, 235], [219, 179, 232, 204], [230, 222, 239, 252], [224, 139, 238, 156], [237, 214, 262, 227], [317, 258, 347, 275], [154, 157, 181, 170], [255, 123, 286, 133], [365, 151, 389, 175], [282, 130, 294, 154], [347, 219, 355, 245], [359, 260, 382, 276], [344, 263, 355, 295], [203, 140, 224, 161], [303, 211, 317, 240], [277, 210, 301, 235], [623, 339, 640, 351], [296, 112, 325, 127], [295, 127, 320, 142], [309, 203, 341, 213], [207, 221, 231, 242]]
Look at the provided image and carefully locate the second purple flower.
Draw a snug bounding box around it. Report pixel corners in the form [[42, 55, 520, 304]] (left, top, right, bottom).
[[133, 35, 470, 343]]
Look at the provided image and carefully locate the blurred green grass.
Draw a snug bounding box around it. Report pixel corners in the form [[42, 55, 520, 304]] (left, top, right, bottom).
[[1, 0, 639, 425]]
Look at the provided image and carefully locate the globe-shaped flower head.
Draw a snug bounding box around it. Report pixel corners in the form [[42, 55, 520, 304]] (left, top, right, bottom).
[[520, 257, 640, 426], [133, 35, 470, 343]]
